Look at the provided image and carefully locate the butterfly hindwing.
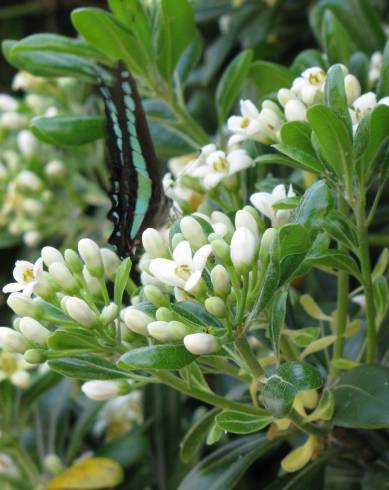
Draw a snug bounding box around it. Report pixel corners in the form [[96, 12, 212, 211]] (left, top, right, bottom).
[[100, 65, 168, 257]]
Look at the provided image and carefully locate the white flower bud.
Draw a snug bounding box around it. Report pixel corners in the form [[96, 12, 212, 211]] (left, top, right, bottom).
[[210, 264, 230, 296], [19, 317, 49, 345], [81, 380, 129, 401], [82, 267, 101, 296], [344, 74, 361, 105], [142, 228, 170, 258], [17, 130, 37, 157], [277, 88, 295, 107], [44, 160, 66, 179], [180, 217, 207, 250], [41, 246, 65, 267], [11, 370, 30, 388], [15, 170, 42, 191], [171, 232, 185, 250], [48, 262, 78, 293], [230, 228, 258, 274], [155, 307, 174, 322], [0, 112, 27, 130], [147, 320, 170, 341], [0, 327, 28, 353], [184, 333, 220, 355], [211, 239, 231, 264], [205, 296, 226, 317], [23, 198, 44, 217], [143, 285, 169, 308], [100, 303, 119, 325], [78, 238, 104, 277], [284, 100, 308, 122], [123, 307, 153, 335], [211, 211, 235, 238], [23, 230, 42, 247], [235, 209, 259, 239], [0, 94, 18, 112], [167, 321, 188, 340], [7, 293, 43, 318], [64, 297, 97, 328], [101, 248, 121, 280], [259, 228, 278, 262]]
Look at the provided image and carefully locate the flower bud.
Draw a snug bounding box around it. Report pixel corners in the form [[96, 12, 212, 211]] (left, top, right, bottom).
[[101, 248, 121, 280], [167, 320, 188, 340], [183, 333, 220, 355], [64, 249, 83, 274], [82, 267, 101, 296], [44, 160, 66, 180], [142, 228, 170, 258], [78, 238, 103, 277], [48, 262, 78, 294], [147, 320, 170, 341], [155, 307, 174, 322], [33, 271, 57, 301], [64, 297, 97, 328], [19, 317, 49, 345], [0, 94, 18, 112], [259, 228, 278, 262], [284, 100, 307, 122], [180, 217, 207, 250], [211, 239, 231, 265], [7, 293, 43, 318], [11, 370, 30, 388], [81, 380, 129, 401], [210, 264, 230, 296], [235, 209, 259, 239], [0, 327, 28, 353], [230, 228, 257, 274], [41, 246, 65, 267], [100, 303, 119, 325], [24, 348, 47, 364], [44, 454, 66, 476], [205, 296, 226, 318], [344, 74, 361, 105], [171, 232, 185, 250], [211, 211, 235, 238], [23, 230, 42, 247], [143, 285, 169, 308], [123, 307, 152, 335], [17, 130, 37, 157], [277, 88, 295, 107], [1, 112, 27, 129], [15, 170, 42, 191]]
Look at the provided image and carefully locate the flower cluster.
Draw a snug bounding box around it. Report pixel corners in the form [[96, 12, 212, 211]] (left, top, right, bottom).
[[0, 72, 107, 247]]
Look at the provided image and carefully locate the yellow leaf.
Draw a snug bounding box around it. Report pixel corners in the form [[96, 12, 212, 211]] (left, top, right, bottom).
[[281, 436, 317, 473], [300, 335, 336, 360], [345, 319, 361, 337], [46, 457, 123, 489], [299, 294, 331, 321]]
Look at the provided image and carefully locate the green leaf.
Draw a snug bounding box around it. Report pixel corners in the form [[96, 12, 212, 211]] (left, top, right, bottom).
[[47, 329, 102, 351], [255, 153, 315, 173], [273, 144, 324, 175], [180, 408, 219, 463], [290, 49, 327, 76], [176, 30, 203, 86], [48, 354, 130, 380], [286, 327, 321, 348], [269, 289, 288, 363], [291, 180, 334, 236], [216, 49, 253, 123], [264, 454, 327, 489], [322, 209, 358, 252], [156, 0, 196, 80], [272, 196, 300, 210], [71, 8, 145, 78], [11, 33, 109, 64], [215, 411, 273, 435], [171, 301, 224, 329], [118, 344, 197, 370], [324, 64, 352, 134], [349, 52, 369, 93], [377, 40, 389, 99], [263, 362, 323, 417], [114, 257, 132, 306], [178, 434, 281, 490], [31, 116, 105, 147], [333, 365, 389, 428], [373, 275, 388, 327], [307, 105, 352, 184], [250, 61, 294, 97], [305, 250, 361, 280], [278, 224, 311, 282], [321, 10, 356, 65]]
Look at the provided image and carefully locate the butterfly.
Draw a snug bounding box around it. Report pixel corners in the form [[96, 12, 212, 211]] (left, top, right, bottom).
[[99, 64, 170, 258]]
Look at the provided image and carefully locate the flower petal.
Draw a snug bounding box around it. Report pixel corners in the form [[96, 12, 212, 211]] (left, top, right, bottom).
[[2, 283, 23, 293], [193, 244, 212, 271], [184, 271, 202, 293], [227, 149, 253, 174], [203, 172, 225, 189], [149, 258, 185, 288], [250, 192, 274, 220], [173, 240, 193, 267]]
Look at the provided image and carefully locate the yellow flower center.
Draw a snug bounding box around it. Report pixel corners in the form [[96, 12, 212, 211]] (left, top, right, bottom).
[[240, 117, 250, 129], [308, 70, 325, 85], [212, 157, 229, 173], [175, 264, 191, 280], [22, 267, 34, 283], [0, 352, 18, 377]]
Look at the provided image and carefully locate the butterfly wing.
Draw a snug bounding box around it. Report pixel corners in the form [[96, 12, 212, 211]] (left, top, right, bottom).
[[100, 65, 169, 257]]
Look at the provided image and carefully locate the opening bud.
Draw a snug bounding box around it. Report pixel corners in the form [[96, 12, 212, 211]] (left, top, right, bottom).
[[0, 327, 28, 353]]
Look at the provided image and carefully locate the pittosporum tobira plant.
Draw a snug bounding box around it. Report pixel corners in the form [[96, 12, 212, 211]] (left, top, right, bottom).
[[1, 0, 389, 489]]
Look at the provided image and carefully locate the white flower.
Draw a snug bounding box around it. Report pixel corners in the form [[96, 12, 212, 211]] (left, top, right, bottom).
[[0, 351, 34, 389], [2, 258, 43, 296], [45, 160, 66, 179], [17, 130, 37, 157], [149, 240, 212, 293], [0, 327, 27, 353], [191, 148, 253, 189], [284, 100, 308, 121], [230, 227, 258, 274], [250, 184, 296, 228], [15, 170, 42, 191], [183, 333, 219, 355], [0, 112, 27, 130], [0, 94, 18, 112], [351, 92, 377, 123], [23, 230, 42, 247]]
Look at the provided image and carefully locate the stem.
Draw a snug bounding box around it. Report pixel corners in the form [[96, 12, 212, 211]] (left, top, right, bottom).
[[235, 274, 249, 325], [355, 192, 376, 363], [332, 197, 349, 374], [235, 336, 265, 378], [154, 371, 267, 415], [289, 409, 329, 438]]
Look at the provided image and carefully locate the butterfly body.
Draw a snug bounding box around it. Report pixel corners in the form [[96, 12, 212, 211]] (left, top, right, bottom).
[[100, 66, 169, 257]]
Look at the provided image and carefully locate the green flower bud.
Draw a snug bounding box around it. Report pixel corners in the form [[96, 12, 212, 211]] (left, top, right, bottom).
[[24, 348, 47, 364], [210, 264, 230, 296], [100, 303, 119, 325], [180, 216, 207, 250], [156, 306, 174, 322], [211, 239, 231, 265], [259, 228, 278, 262], [143, 285, 170, 308], [205, 296, 227, 318], [171, 232, 185, 250], [64, 249, 83, 275]]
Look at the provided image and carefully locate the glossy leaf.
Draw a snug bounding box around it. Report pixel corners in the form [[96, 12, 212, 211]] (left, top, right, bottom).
[[290, 49, 326, 76], [180, 408, 219, 463], [171, 301, 223, 329], [263, 362, 324, 417], [321, 10, 356, 65], [114, 257, 132, 306], [324, 64, 352, 133], [269, 289, 288, 363], [46, 457, 123, 489], [333, 365, 389, 428], [47, 329, 102, 351], [48, 354, 130, 380], [305, 250, 361, 280], [250, 61, 294, 97], [377, 40, 389, 99], [215, 410, 273, 434], [278, 223, 311, 282], [31, 116, 105, 146], [216, 49, 253, 123], [322, 209, 358, 252], [349, 51, 369, 93], [118, 344, 197, 370], [178, 434, 281, 490]]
